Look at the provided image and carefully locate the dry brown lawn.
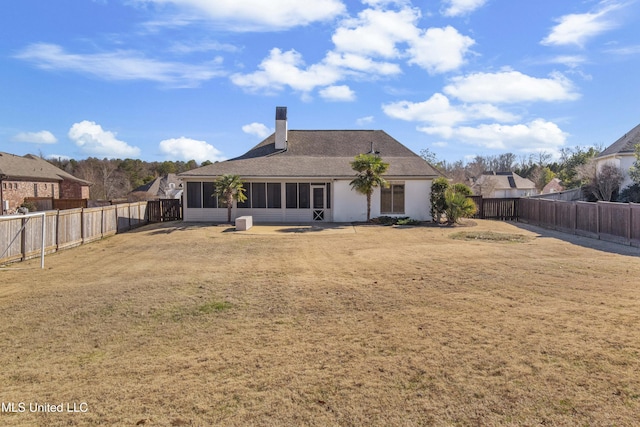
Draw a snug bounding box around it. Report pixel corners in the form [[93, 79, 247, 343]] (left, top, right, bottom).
[[1, 220, 640, 426]]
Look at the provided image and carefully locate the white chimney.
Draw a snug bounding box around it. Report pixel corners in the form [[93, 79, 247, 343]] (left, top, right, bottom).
[[275, 106, 287, 150]]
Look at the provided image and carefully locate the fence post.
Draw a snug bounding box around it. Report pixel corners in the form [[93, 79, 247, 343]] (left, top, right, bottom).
[[21, 217, 26, 261], [596, 202, 600, 240], [627, 203, 632, 242]]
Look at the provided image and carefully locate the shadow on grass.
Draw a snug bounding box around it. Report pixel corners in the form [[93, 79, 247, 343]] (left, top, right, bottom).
[[129, 221, 232, 235], [512, 222, 640, 257], [276, 224, 351, 234]]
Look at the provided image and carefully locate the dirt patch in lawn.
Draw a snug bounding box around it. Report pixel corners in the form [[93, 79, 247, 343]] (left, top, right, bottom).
[[449, 230, 533, 243], [1, 220, 639, 426]]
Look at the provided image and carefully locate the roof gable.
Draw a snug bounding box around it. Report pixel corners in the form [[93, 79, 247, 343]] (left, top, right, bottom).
[[598, 123, 640, 157], [0, 152, 92, 185]]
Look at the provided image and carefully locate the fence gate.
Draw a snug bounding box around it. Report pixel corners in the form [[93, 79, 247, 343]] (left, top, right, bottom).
[[470, 196, 520, 220], [147, 199, 182, 222]]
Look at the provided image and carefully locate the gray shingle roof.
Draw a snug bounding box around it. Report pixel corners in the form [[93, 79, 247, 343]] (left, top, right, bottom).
[[598, 123, 640, 158], [0, 152, 91, 185], [131, 173, 182, 198], [180, 130, 442, 179], [475, 172, 536, 190]]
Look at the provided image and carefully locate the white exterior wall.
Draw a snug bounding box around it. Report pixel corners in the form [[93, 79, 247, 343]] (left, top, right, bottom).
[[332, 180, 368, 222], [404, 179, 432, 221], [183, 178, 433, 223], [332, 178, 432, 222]]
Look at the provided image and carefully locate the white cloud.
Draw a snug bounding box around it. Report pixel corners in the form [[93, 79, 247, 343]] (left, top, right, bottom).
[[332, 7, 421, 58], [441, 0, 488, 17], [548, 55, 588, 68], [383, 93, 466, 126], [242, 123, 272, 138], [418, 119, 568, 154], [356, 116, 375, 126], [135, 0, 346, 31], [159, 137, 225, 162], [16, 43, 225, 88], [332, 6, 475, 74], [319, 85, 356, 101], [603, 44, 640, 56], [443, 70, 580, 103], [231, 3, 476, 94], [68, 121, 141, 158], [231, 48, 342, 93], [541, 2, 623, 47], [13, 130, 57, 144], [382, 93, 518, 127], [46, 154, 72, 161], [407, 26, 475, 74], [324, 52, 401, 76], [169, 40, 239, 54]]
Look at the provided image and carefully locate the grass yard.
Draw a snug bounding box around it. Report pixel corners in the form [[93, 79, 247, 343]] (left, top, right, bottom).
[[1, 220, 639, 426]]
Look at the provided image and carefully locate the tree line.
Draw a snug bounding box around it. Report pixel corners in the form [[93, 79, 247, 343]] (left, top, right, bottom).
[[421, 146, 603, 191], [46, 143, 640, 203], [47, 157, 212, 200]]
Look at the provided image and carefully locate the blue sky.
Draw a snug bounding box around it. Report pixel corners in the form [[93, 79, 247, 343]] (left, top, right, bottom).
[[1, 0, 639, 164]]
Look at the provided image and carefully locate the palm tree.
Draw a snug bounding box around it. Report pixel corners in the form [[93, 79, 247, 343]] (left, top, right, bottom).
[[444, 187, 477, 225], [350, 153, 390, 222], [214, 174, 247, 223]]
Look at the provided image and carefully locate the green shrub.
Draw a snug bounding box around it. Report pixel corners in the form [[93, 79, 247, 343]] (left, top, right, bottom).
[[430, 177, 449, 223], [396, 217, 421, 226], [371, 216, 420, 226], [20, 201, 37, 212], [444, 187, 477, 225], [618, 184, 640, 203]]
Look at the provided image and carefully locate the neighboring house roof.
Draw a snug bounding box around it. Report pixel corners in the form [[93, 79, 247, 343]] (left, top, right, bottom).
[[541, 177, 564, 194], [598, 123, 640, 158], [0, 152, 91, 185], [474, 171, 537, 191], [131, 173, 182, 198], [180, 130, 442, 179]]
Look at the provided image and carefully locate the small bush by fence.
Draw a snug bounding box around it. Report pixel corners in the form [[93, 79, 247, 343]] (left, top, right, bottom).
[[1, 202, 149, 265], [519, 198, 640, 247]]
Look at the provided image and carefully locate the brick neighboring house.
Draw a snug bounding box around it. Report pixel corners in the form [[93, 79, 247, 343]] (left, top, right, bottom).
[[0, 152, 91, 214]]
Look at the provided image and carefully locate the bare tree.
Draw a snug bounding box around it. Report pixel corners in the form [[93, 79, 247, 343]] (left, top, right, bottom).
[[471, 173, 498, 197], [577, 160, 624, 201], [529, 165, 555, 192]]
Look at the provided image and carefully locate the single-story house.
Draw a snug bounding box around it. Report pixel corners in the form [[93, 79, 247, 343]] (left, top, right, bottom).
[[472, 171, 537, 198], [595, 122, 640, 190], [178, 107, 442, 223], [0, 152, 91, 214], [129, 173, 183, 201]]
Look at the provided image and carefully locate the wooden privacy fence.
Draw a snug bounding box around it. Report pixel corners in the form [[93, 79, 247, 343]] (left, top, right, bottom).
[[519, 198, 640, 247], [0, 202, 149, 265], [25, 197, 88, 211], [148, 199, 182, 222], [469, 196, 520, 220]]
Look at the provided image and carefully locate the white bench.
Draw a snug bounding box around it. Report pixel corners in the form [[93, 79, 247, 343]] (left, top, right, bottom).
[[235, 215, 253, 231]]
